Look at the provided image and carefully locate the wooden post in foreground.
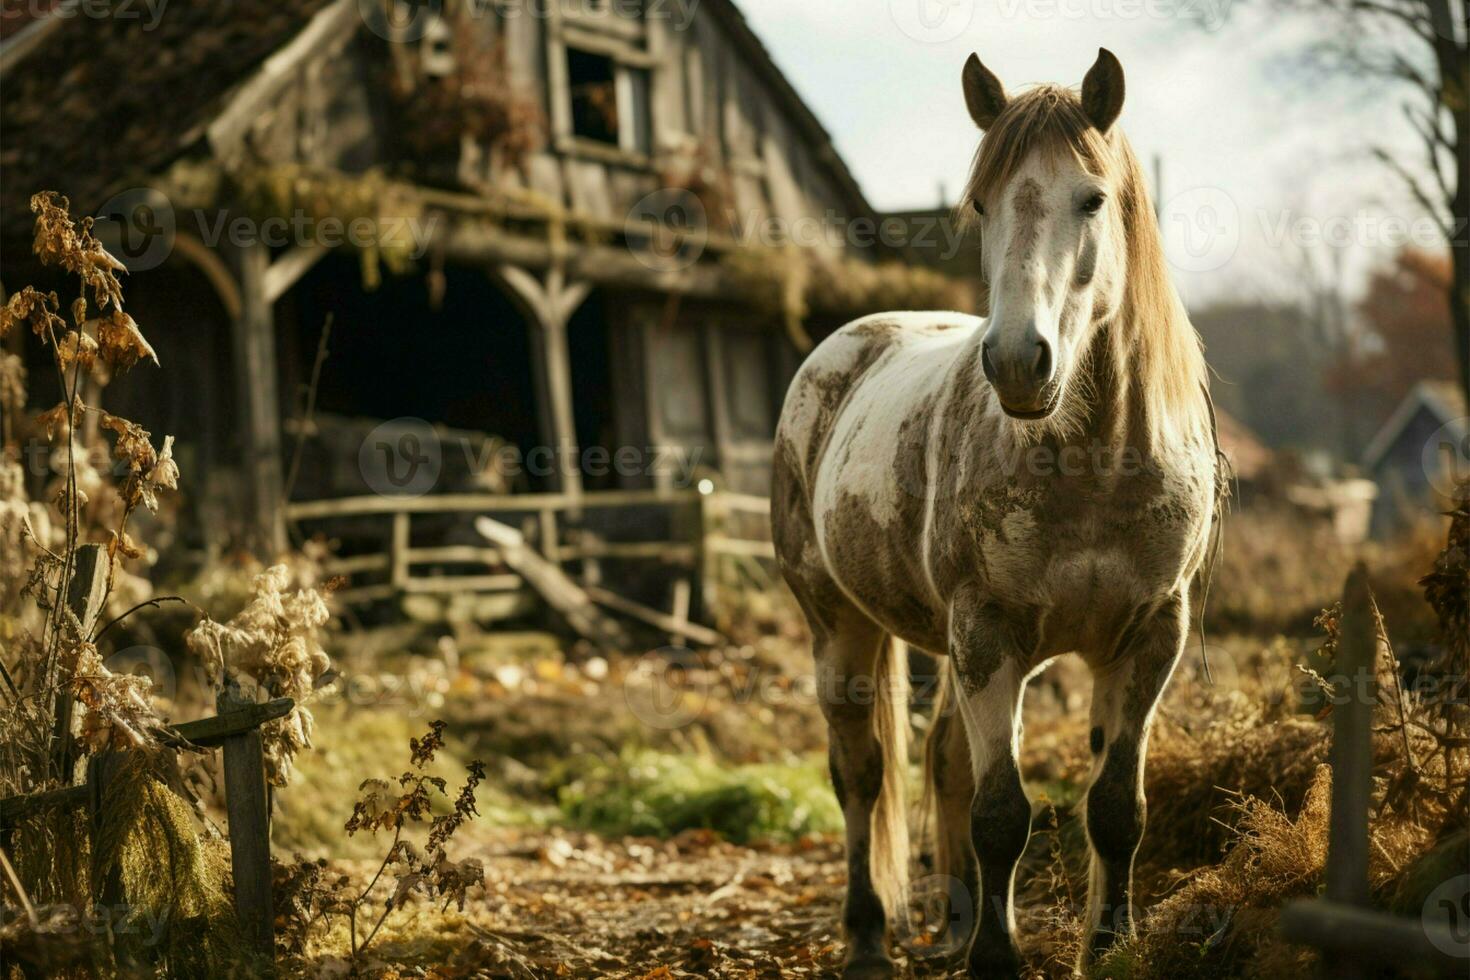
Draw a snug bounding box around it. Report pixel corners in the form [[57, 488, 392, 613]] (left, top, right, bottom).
[[53, 543, 110, 783], [218, 685, 275, 963], [1323, 562, 1376, 980], [1278, 566, 1466, 973]]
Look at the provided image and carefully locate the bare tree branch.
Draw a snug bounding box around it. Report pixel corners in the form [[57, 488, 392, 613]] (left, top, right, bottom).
[[1370, 145, 1454, 236], [1403, 102, 1456, 204], [1347, 0, 1435, 40]]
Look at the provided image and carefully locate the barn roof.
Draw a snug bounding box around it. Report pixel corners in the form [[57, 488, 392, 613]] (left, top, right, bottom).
[[1214, 407, 1272, 482], [1361, 380, 1469, 472], [0, 0, 336, 246], [0, 0, 879, 249]]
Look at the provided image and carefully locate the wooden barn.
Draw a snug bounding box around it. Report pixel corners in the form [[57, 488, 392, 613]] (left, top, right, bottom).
[[0, 1, 968, 625]]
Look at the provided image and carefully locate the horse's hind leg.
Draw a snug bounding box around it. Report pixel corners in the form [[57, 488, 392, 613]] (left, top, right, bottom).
[[1079, 591, 1188, 970]]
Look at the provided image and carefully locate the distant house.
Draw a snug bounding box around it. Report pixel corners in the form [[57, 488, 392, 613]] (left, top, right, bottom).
[[1362, 381, 1469, 534]]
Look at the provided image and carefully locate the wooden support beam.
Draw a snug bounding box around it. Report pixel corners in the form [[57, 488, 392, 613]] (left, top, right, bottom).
[[207, 0, 358, 168], [1280, 900, 1468, 976], [284, 487, 700, 520], [450, 227, 726, 299], [497, 264, 590, 498], [230, 240, 287, 557], [262, 243, 329, 304], [162, 698, 295, 750], [0, 12, 65, 77], [1327, 564, 1375, 906], [87, 752, 127, 958], [1, 699, 295, 824], [667, 578, 692, 648], [171, 233, 243, 321], [390, 511, 411, 590], [1320, 563, 1378, 980], [0, 784, 88, 825]]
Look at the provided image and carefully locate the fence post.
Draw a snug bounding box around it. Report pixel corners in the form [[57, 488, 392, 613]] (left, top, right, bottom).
[[53, 543, 110, 783], [87, 751, 127, 961], [217, 684, 276, 964], [696, 491, 724, 621], [1323, 562, 1377, 980]]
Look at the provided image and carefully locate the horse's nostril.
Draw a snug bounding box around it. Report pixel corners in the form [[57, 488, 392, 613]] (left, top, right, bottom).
[[980, 343, 999, 385], [1033, 341, 1052, 382]]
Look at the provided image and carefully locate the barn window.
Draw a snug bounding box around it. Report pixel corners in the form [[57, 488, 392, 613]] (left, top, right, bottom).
[[568, 48, 619, 145], [565, 46, 652, 156]]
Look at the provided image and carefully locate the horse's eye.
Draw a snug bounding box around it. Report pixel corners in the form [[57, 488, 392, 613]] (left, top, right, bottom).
[[1081, 193, 1106, 216], [971, 199, 985, 217]]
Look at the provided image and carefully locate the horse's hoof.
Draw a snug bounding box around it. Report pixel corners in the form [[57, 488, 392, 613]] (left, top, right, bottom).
[[842, 952, 897, 980], [913, 930, 970, 964]]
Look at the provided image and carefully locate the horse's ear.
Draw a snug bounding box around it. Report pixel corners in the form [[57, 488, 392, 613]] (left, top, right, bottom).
[[1081, 48, 1125, 133], [962, 53, 1008, 131]]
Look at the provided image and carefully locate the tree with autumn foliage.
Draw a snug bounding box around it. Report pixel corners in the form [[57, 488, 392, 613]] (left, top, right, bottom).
[[1229, 0, 1469, 404], [1327, 247, 1457, 440]]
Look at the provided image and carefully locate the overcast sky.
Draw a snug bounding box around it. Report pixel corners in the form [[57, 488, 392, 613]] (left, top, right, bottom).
[[734, 0, 1439, 308]]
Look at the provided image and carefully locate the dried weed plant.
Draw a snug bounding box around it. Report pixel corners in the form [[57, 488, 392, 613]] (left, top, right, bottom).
[[186, 561, 335, 786], [0, 192, 176, 793], [0, 193, 261, 977], [274, 720, 487, 974]]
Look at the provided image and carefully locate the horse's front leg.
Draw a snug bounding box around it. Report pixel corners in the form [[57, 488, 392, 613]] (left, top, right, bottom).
[[1080, 591, 1188, 969], [949, 589, 1034, 978], [814, 613, 899, 979]]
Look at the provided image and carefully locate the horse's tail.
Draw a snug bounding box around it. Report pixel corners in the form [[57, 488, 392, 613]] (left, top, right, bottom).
[[870, 634, 911, 931]]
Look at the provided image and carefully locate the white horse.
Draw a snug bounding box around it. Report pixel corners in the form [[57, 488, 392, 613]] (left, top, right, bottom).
[[772, 49, 1221, 978]]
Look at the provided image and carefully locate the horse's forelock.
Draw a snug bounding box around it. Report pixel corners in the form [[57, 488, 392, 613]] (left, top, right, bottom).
[[954, 85, 1111, 230]]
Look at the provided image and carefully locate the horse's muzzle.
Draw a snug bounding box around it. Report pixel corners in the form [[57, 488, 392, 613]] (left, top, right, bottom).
[[982, 338, 1058, 418]]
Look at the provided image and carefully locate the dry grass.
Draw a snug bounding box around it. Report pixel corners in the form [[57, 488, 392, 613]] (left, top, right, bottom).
[[1208, 506, 1356, 635]]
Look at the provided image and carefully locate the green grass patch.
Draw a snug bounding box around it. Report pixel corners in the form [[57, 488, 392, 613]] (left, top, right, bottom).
[[551, 748, 842, 843]]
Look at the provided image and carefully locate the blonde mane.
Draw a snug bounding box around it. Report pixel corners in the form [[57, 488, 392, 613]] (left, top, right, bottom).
[[956, 84, 1211, 449]]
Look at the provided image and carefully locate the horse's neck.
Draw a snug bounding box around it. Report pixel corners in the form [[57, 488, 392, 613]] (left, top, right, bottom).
[[1073, 319, 1141, 450]]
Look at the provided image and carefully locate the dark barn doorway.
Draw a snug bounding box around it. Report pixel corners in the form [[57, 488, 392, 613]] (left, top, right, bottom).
[[280, 255, 544, 497], [567, 293, 618, 492]]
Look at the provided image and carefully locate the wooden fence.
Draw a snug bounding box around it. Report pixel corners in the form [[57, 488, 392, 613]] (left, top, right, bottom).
[[283, 487, 775, 621], [1279, 563, 1469, 976]]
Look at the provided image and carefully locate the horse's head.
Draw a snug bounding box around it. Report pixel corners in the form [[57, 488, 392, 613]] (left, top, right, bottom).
[[959, 49, 1134, 421]]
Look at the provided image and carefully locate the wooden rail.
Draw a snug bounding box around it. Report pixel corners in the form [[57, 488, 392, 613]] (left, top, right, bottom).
[[284, 487, 776, 618], [0, 698, 295, 824]]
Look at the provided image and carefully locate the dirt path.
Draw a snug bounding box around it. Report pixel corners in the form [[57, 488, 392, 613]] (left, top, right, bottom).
[[423, 828, 860, 977]]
